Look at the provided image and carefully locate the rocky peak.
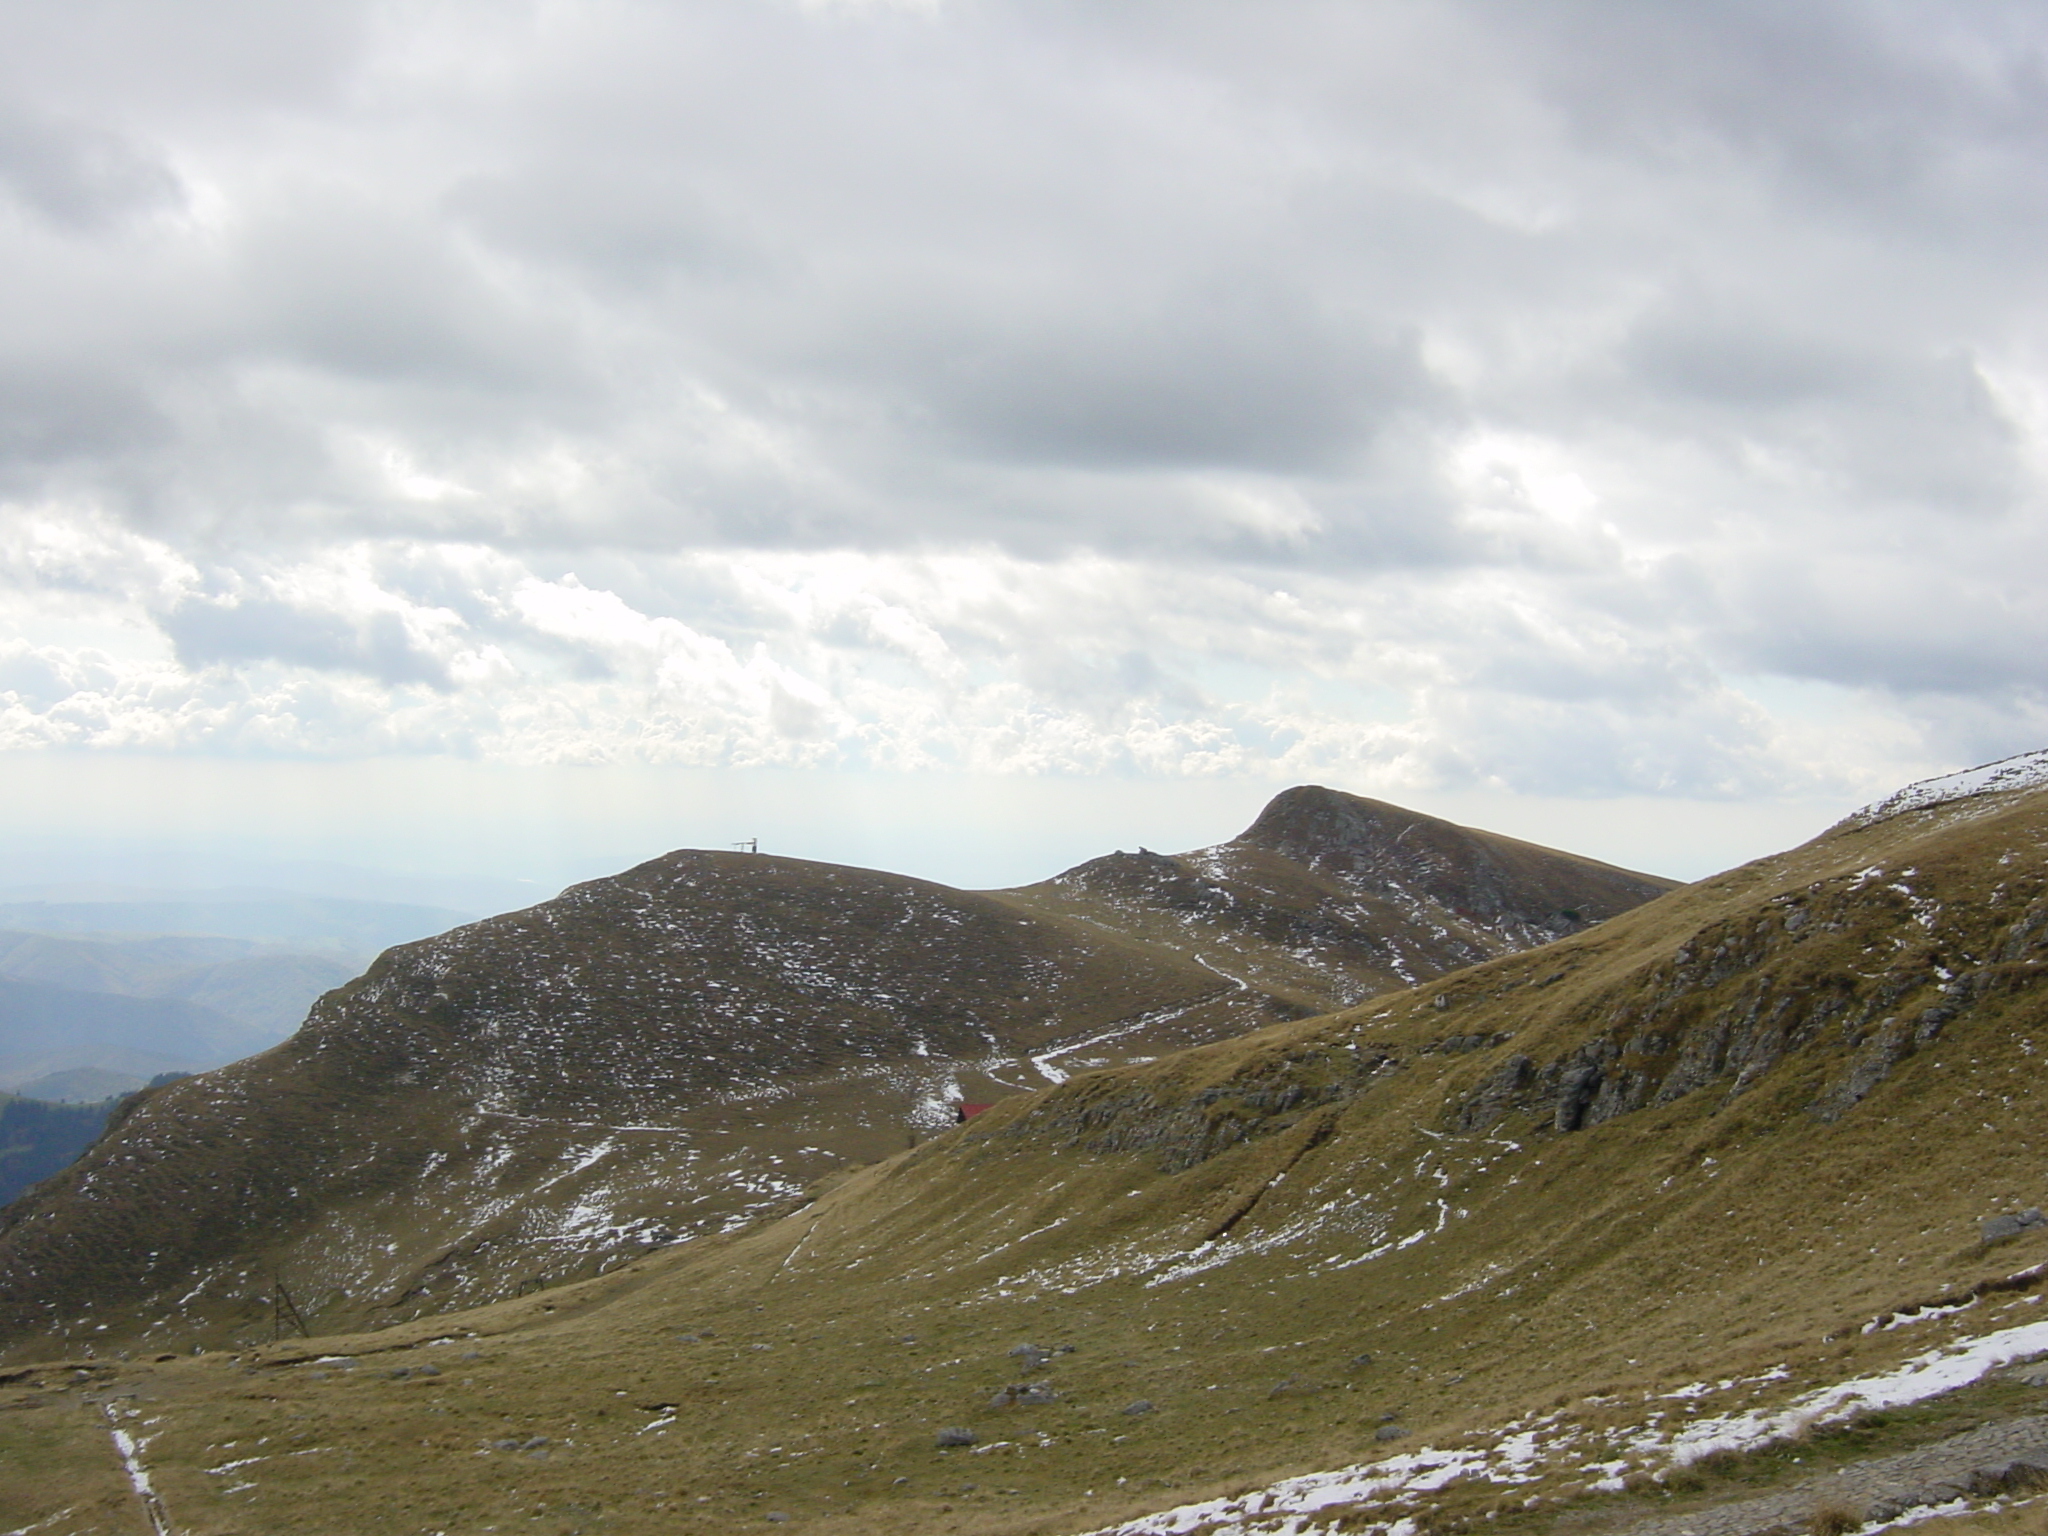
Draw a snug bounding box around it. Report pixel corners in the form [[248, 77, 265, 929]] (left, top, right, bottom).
[[1231, 784, 1670, 934]]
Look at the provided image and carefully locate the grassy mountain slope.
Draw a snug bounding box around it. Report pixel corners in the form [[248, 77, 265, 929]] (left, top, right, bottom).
[[0, 791, 1669, 1354], [1, 772, 2039, 1536]]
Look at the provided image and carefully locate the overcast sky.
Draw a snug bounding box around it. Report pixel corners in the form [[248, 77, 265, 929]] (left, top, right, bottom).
[[1, 0, 2044, 893]]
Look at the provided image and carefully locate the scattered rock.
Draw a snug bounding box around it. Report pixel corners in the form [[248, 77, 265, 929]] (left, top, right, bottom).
[[1965, 1455, 2048, 1496], [1980, 1209, 2047, 1245], [935, 1427, 977, 1447], [1267, 1375, 1321, 1399], [1121, 1399, 1155, 1417], [989, 1382, 1057, 1408], [1374, 1424, 1407, 1441], [765, 1513, 791, 1524], [1009, 1343, 1051, 1372], [413, 1364, 441, 1377], [1344, 1353, 1373, 1373], [2008, 1359, 2048, 1387]]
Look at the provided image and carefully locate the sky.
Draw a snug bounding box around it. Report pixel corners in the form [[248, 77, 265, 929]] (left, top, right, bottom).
[[1, 0, 2045, 899]]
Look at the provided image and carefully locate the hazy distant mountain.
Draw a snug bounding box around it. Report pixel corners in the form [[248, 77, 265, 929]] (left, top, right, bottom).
[[8, 1068, 144, 1103], [0, 932, 364, 1089], [0, 976, 274, 1088], [0, 932, 361, 1035], [0, 856, 543, 917], [0, 787, 1671, 1344], [0, 891, 477, 952]]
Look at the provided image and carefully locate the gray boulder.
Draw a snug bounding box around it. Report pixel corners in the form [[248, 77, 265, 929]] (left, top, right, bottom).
[[1980, 1209, 2048, 1244], [1965, 1456, 2048, 1496]]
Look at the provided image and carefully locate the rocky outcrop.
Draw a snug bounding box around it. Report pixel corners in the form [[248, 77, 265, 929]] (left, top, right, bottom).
[[1018, 1041, 1400, 1172], [1238, 786, 1673, 943], [1449, 870, 2048, 1137]]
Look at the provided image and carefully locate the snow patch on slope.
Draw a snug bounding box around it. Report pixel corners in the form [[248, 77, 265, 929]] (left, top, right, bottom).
[[1845, 749, 2048, 830], [1075, 1315, 2048, 1536]]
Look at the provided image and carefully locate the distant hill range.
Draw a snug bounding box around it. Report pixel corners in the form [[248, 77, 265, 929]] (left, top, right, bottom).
[[0, 785, 1670, 1345], [0, 892, 478, 1090], [0, 890, 475, 952]]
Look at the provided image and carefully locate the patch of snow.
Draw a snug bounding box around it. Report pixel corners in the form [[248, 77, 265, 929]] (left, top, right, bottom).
[[100, 1409, 172, 1536], [1656, 1316, 2048, 1463], [1844, 749, 2048, 830], [1073, 1441, 1503, 1535], [1862, 1297, 1980, 1334]]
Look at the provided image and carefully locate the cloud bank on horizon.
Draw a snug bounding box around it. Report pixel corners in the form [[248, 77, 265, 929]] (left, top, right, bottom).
[[1, 0, 2044, 804]]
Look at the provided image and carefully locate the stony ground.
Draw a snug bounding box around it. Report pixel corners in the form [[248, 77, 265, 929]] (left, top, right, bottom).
[[1599, 1417, 2048, 1536]]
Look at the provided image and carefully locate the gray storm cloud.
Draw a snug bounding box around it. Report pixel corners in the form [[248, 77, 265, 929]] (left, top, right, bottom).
[[0, 0, 2043, 801]]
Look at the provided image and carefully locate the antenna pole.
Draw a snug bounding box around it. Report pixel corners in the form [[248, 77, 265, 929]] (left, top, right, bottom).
[[272, 1275, 310, 1340]]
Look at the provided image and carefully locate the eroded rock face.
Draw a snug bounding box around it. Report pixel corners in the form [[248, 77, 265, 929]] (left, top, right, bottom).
[[1025, 1043, 1398, 1172], [1439, 871, 2048, 1138]]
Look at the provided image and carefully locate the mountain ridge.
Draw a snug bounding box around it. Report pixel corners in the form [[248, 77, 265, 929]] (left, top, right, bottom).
[[1, 762, 2042, 1536], [0, 785, 1672, 1352]]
